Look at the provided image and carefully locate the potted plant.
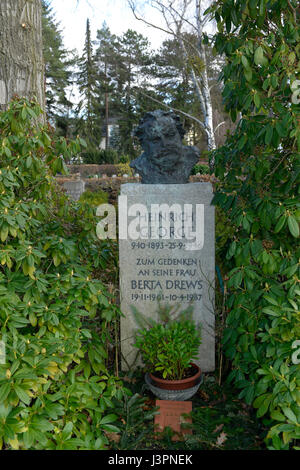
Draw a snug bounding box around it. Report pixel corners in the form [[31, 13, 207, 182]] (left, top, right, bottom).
[[132, 304, 202, 400]]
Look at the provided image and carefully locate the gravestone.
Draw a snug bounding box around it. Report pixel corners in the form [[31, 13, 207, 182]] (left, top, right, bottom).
[[63, 178, 85, 201], [119, 182, 215, 372], [119, 110, 215, 372]]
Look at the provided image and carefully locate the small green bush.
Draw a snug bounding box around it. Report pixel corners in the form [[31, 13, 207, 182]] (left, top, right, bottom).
[[115, 163, 133, 177], [118, 155, 130, 164], [79, 189, 108, 207], [81, 149, 119, 165], [133, 305, 201, 380], [191, 163, 209, 175]]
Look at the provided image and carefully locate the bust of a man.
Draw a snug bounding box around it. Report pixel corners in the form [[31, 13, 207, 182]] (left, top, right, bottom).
[[130, 110, 200, 184]]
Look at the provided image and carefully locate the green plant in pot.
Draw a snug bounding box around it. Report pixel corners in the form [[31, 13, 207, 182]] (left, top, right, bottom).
[[132, 304, 202, 400]]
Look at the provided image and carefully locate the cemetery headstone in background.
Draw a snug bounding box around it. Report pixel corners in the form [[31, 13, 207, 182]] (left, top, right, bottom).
[[63, 177, 85, 201], [119, 111, 215, 372]]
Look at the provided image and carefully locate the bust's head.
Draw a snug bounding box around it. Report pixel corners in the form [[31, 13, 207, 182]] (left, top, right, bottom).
[[134, 110, 184, 170], [131, 110, 200, 184]]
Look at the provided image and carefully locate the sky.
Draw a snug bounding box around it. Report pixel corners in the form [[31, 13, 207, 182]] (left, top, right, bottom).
[[50, 0, 169, 53]]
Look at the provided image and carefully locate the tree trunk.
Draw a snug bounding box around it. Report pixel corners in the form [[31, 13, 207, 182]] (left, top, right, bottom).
[[195, 0, 216, 167], [104, 61, 109, 150], [0, 0, 45, 111], [105, 91, 109, 150]]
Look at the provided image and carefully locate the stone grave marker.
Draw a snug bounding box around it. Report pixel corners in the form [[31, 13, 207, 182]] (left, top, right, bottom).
[[119, 182, 215, 372], [119, 110, 215, 373], [63, 178, 85, 201]]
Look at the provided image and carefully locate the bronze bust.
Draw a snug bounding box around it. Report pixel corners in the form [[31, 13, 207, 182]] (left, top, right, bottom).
[[130, 110, 199, 184]]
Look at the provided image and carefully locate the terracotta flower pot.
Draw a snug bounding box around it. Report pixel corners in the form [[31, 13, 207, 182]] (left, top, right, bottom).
[[149, 363, 202, 391]]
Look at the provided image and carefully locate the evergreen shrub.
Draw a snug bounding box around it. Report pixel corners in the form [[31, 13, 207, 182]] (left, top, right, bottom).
[[0, 99, 126, 450]]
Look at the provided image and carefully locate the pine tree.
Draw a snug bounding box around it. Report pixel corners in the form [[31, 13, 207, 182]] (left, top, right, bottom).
[[94, 27, 154, 158], [114, 30, 153, 157], [152, 35, 201, 139], [76, 18, 101, 152], [95, 23, 118, 151]]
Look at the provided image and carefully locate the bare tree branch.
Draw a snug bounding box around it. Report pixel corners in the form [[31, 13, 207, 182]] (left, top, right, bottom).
[[214, 121, 225, 134], [128, 0, 174, 36], [168, 1, 198, 33], [131, 87, 208, 134], [128, 0, 222, 167]]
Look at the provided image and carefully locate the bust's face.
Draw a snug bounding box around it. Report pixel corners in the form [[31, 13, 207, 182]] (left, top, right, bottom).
[[143, 116, 183, 169]]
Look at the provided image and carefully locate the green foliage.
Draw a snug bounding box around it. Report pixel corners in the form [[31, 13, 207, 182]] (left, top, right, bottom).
[[215, 207, 235, 273], [76, 19, 101, 152], [182, 376, 266, 450], [0, 98, 125, 450], [109, 372, 265, 450], [191, 163, 209, 175], [208, 0, 300, 449], [111, 392, 157, 450], [115, 163, 133, 177], [79, 190, 108, 207], [133, 304, 201, 380], [118, 154, 130, 164], [81, 148, 119, 165], [152, 34, 230, 149], [112, 29, 153, 157]]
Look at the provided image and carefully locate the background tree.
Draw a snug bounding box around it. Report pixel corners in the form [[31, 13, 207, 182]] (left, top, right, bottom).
[[129, 0, 225, 165], [94, 27, 155, 160], [113, 29, 154, 157], [151, 35, 201, 137], [152, 34, 234, 151], [0, 0, 45, 113], [76, 18, 101, 152], [95, 23, 118, 151]]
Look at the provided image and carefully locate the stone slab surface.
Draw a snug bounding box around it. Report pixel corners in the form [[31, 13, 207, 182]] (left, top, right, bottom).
[[119, 183, 215, 372], [63, 179, 85, 201]]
